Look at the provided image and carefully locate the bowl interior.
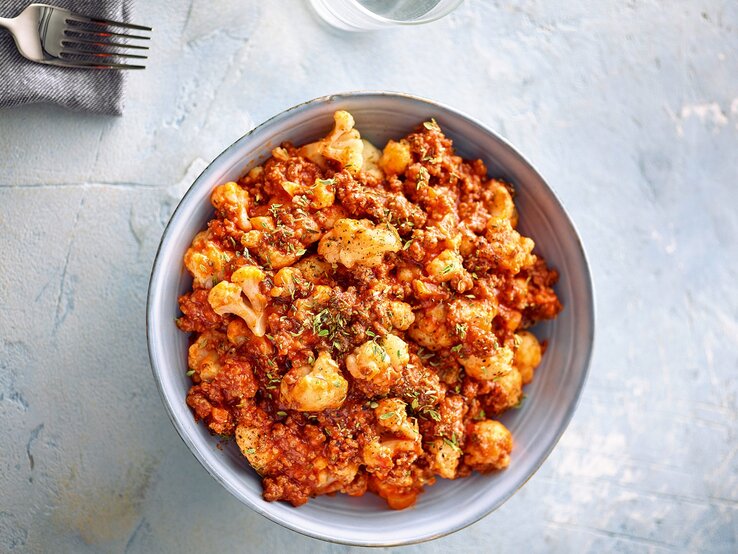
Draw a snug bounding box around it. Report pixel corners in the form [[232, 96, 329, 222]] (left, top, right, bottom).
[[147, 93, 594, 546]]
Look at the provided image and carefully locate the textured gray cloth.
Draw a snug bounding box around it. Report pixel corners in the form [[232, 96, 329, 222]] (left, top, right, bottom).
[[0, 0, 133, 115]]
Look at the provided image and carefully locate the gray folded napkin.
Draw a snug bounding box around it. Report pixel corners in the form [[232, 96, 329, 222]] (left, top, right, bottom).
[[0, 0, 133, 115]]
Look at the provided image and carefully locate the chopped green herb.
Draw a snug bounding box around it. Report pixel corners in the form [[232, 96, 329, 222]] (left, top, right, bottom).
[[379, 411, 397, 420], [423, 118, 441, 132], [245, 448, 256, 455], [276, 411, 287, 417], [443, 433, 461, 451], [315, 178, 335, 186], [427, 409, 441, 421], [186, 370, 195, 376], [451, 344, 463, 353], [296, 248, 307, 256], [416, 166, 430, 190], [293, 195, 310, 208]]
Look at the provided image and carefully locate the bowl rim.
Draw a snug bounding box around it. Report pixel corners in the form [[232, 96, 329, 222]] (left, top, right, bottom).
[[146, 90, 595, 546]]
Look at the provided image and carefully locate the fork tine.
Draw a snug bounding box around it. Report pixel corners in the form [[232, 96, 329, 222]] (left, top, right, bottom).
[[62, 37, 150, 51], [55, 59, 147, 70], [66, 15, 152, 32], [64, 28, 151, 41], [61, 49, 148, 60]]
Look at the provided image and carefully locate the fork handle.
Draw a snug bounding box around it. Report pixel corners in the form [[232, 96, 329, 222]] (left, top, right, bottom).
[[0, 16, 18, 31]]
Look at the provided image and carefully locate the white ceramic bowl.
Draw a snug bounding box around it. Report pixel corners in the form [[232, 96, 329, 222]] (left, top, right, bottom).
[[147, 92, 594, 546]]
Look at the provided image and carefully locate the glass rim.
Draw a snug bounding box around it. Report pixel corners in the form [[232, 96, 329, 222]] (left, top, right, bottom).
[[343, 0, 465, 25]]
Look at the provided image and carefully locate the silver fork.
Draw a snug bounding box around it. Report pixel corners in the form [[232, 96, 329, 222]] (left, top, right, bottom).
[[0, 3, 151, 70]]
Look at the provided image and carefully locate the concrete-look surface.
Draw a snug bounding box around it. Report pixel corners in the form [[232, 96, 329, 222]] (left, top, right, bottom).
[[1, 1, 736, 552]]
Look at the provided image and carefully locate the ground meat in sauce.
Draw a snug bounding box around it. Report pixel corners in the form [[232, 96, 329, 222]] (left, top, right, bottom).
[[177, 111, 562, 509]]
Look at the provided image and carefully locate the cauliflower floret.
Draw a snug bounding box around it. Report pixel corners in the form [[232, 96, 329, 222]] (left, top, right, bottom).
[[291, 285, 333, 331], [345, 339, 390, 381], [407, 303, 455, 351], [514, 331, 542, 384], [310, 178, 336, 209], [318, 218, 401, 268], [459, 346, 514, 381], [225, 318, 274, 356], [250, 216, 275, 232], [235, 424, 277, 475], [226, 318, 251, 347], [207, 280, 267, 337], [485, 179, 518, 227], [240, 218, 271, 250], [240, 221, 301, 270], [486, 367, 523, 413], [374, 398, 418, 439], [485, 219, 536, 273], [230, 266, 267, 313], [294, 255, 331, 284], [283, 178, 335, 210], [211, 181, 251, 231], [447, 297, 497, 335], [362, 440, 393, 476], [396, 262, 421, 283], [188, 330, 226, 381], [315, 460, 360, 494], [271, 146, 290, 161], [426, 438, 461, 479], [464, 420, 513, 472], [382, 333, 410, 369], [379, 139, 412, 175], [387, 300, 415, 331], [280, 351, 348, 412], [208, 266, 267, 336], [281, 179, 304, 197], [265, 246, 300, 270], [362, 436, 421, 478], [426, 249, 464, 282], [345, 333, 408, 393], [361, 139, 384, 180], [269, 267, 303, 298], [184, 230, 228, 289], [299, 110, 364, 175]]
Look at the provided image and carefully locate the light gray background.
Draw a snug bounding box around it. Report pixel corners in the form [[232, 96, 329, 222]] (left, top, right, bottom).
[[1, 1, 736, 552]]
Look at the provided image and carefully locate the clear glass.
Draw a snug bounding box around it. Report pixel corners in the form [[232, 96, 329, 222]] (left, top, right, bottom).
[[309, 0, 464, 31]]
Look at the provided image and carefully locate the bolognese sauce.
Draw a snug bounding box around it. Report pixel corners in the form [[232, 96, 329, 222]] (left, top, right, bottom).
[[176, 111, 562, 509]]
